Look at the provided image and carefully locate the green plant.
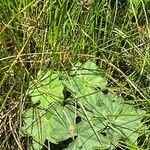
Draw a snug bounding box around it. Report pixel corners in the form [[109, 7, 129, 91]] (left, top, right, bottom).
[[21, 61, 147, 149], [1, 0, 149, 149]]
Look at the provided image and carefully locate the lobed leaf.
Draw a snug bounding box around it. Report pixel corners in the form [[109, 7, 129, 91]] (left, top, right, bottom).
[[69, 60, 107, 89], [21, 104, 76, 149], [28, 70, 64, 108]]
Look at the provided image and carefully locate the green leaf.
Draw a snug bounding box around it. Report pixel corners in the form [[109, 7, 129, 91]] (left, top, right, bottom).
[[84, 92, 147, 145], [21, 108, 53, 150], [64, 77, 100, 106], [69, 60, 107, 89], [21, 104, 76, 149], [65, 119, 110, 150], [28, 70, 64, 108], [47, 104, 77, 142]]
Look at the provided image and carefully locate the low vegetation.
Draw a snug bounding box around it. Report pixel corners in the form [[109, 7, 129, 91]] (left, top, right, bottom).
[[0, 0, 150, 149]]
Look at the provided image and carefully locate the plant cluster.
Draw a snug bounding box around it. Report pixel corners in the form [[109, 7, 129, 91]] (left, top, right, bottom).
[[0, 0, 150, 149], [21, 61, 148, 149]]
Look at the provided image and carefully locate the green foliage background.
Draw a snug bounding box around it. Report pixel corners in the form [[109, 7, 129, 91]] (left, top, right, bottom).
[[0, 0, 150, 149]]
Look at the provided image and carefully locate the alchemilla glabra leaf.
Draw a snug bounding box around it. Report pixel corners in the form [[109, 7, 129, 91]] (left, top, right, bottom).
[[21, 103, 76, 150], [21, 108, 53, 150], [69, 60, 107, 89], [28, 70, 64, 108], [64, 119, 111, 150], [79, 92, 147, 146]]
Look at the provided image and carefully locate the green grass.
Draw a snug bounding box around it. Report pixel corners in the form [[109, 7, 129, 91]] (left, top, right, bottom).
[[0, 0, 150, 149]]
